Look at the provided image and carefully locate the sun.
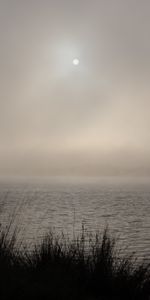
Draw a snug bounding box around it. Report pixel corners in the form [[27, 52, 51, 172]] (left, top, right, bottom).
[[73, 58, 79, 66]]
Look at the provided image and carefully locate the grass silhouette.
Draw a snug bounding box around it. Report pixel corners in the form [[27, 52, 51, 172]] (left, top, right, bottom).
[[0, 224, 149, 300]]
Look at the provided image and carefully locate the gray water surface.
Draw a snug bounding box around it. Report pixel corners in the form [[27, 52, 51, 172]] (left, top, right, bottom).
[[0, 176, 150, 259]]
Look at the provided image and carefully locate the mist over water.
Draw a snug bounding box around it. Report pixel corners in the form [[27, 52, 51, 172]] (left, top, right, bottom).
[[1, 1, 150, 177], [0, 176, 149, 259]]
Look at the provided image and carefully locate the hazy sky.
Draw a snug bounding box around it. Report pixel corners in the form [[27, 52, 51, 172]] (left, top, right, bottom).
[[0, 0, 150, 176]]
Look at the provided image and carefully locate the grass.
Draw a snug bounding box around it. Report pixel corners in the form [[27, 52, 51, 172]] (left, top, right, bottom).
[[0, 225, 149, 300]]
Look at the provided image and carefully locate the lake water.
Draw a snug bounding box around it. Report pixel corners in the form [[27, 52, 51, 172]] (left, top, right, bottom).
[[0, 176, 150, 259]]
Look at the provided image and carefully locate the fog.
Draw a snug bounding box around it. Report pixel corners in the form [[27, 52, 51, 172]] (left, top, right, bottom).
[[0, 0, 150, 176]]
